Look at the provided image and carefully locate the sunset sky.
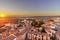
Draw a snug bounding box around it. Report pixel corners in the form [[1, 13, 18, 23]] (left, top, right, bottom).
[[0, 0, 60, 16]]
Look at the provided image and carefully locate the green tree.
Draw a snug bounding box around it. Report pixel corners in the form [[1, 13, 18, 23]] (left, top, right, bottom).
[[48, 19, 54, 22], [38, 20, 44, 27], [50, 35, 57, 40], [31, 20, 37, 27], [31, 20, 44, 28], [41, 27, 46, 33]]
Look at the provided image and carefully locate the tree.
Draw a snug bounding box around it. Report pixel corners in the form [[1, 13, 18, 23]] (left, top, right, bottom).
[[31, 20, 37, 27], [48, 19, 54, 22], [31, 20, 44, 28], [50, 34, 57, 40], [38, 20, 44, 27], [31, 20, 46, 33], [41, 27, 46, 33]]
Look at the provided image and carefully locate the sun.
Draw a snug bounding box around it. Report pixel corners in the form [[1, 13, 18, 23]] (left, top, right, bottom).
[[0, 14, 6, 18]]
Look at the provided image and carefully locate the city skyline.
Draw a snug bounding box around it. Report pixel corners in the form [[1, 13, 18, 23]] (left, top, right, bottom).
[[0, 0, 60, 16]]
